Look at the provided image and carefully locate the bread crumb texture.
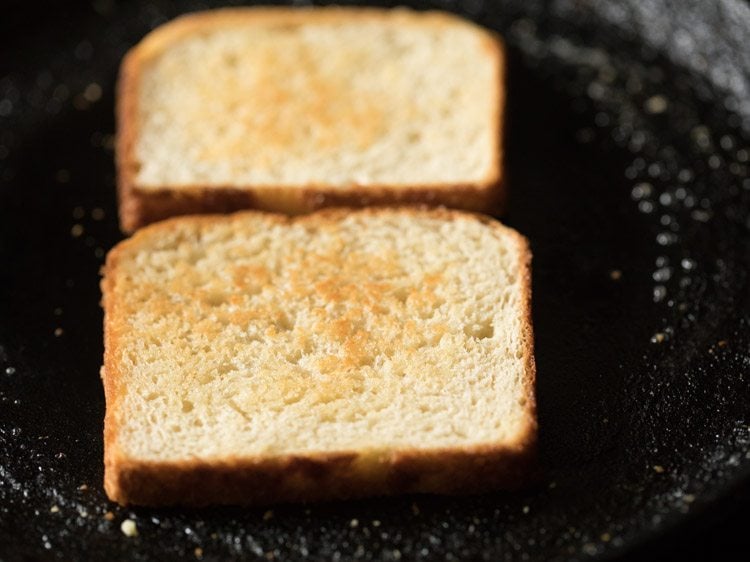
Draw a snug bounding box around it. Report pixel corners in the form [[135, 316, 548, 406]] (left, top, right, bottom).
[[105, 211, 531, 461], [134, 9, 498, 188]]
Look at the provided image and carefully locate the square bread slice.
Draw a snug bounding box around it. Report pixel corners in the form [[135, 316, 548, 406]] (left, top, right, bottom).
[[116, 7, 506, 232], [101, 209, 536, 506]]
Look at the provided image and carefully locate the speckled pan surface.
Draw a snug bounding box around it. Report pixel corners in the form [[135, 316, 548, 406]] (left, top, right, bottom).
[[0, 0, 749, 560]]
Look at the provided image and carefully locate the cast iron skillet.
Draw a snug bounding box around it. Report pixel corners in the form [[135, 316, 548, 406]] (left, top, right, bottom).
[[1, 0, 749, 560]]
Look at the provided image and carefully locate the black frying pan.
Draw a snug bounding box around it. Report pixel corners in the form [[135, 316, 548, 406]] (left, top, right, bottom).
[[1, 0, 749, 560]]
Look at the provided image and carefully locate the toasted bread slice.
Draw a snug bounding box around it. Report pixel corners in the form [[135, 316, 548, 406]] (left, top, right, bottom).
[[116, 7, 506, 232], [101, 208, 536, 506]]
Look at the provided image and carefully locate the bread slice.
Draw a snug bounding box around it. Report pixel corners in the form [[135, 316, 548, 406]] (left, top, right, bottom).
[[101, 208, 536, 506], [116, 7, 506, 232]]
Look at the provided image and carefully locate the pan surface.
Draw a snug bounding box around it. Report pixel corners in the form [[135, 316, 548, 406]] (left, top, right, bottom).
[[1, 0, 749, 560]]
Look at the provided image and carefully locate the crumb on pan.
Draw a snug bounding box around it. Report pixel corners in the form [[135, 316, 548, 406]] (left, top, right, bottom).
[[120, 519, 138, 537]]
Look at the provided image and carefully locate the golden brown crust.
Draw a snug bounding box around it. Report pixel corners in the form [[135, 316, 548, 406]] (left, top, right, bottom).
[[126, 7, 500, 65], [115, 44, 141, 234], [100, 247, 126, 502], [102, 208, 536, 506], [115, 7, 506, 233], [117, 183, 505, 233], [106, 445, 536, 507]]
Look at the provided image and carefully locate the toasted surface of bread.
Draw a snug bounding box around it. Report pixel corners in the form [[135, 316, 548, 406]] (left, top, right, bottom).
[[101, 208, 536, 506], [117, 7, 505, 232]]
